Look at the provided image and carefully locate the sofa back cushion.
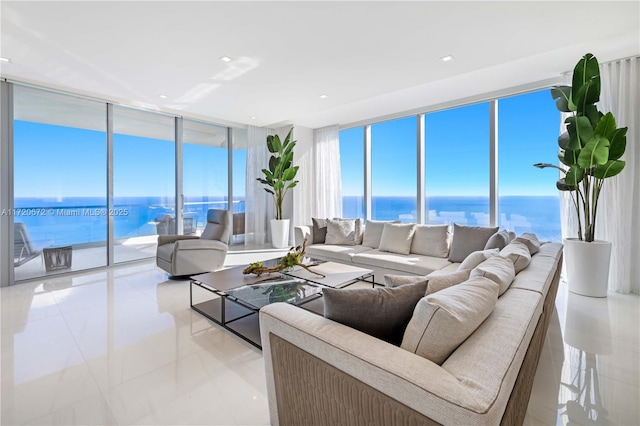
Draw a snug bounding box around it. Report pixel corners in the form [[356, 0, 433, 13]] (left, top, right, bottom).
[[401, 277, 499, 365], [362, 219, 401, 248], [514, 232, 541, 255], [323, 280, 428, 345], [410, 224, 450, 258], [500, 240, 532, 273], [426, 269, 471, 295], [448, 224, 499, 263], [484, 230, 512, 250], [457, 248, 499, 271], [378, 223, 416, 255], [470, 255, 516, 295]]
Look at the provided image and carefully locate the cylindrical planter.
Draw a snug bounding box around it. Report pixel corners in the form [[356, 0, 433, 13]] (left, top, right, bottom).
[[563, 238, 612, 298], [271, 219, 290, 249]]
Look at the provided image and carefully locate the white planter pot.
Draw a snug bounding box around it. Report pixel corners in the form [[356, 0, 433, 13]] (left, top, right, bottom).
[[271, 219, 290, 249], [563, 238, 611, 298]]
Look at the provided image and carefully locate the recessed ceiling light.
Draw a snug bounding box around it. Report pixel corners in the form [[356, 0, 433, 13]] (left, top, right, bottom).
[[319, 94, 328, 99], [0, 57, 11, 63], [440, 55, 455, 62], [250, 116, 257, 119], [159, 94, 168, 99], [219, 56, 232, 63]]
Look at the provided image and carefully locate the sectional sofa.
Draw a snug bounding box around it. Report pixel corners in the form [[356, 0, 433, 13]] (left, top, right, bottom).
[[260, 219, 564, 425]]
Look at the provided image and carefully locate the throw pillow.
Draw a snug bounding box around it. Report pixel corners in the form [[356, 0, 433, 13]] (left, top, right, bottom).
[[362, 219, 401, 249], [457, 248, 499, 271], [378, 223, 416, 255], [410, 224, 451, 258], [470, 255, 516, 295], [323, 280, 428, 345], [484, 230, 511, 251], [312, 218, 328, 244], [401, 277, 499, 365], [325, 219, 357, 245], [426, 269, 471, 295], [384, 274, 426, 288], [500, 240, 532, 273], [448, 224, 499, 263], [514, 232, 541, 255], [333, 217, 364, 244]]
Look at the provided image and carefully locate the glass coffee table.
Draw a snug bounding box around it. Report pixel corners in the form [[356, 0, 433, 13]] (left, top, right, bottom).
[[190, 257, 374, 349]]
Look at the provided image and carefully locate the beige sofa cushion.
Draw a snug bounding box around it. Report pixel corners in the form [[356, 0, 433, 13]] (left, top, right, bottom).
[[401, 277, 499, 365], [500, 240, 532, 273], [352, 250, 452, 276], [514, 232, 541, 255], [362, 219, 401, 248], [384, 274, 426, 288], [306, 244, 372, 263], [410, 224, 451, 258], [379, 223, 416, 255], [470, 255, 516, 295], [457, 248, 499, 271], [426, 269, 471, 295]]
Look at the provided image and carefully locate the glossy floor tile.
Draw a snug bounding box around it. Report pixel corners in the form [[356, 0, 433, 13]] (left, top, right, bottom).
[[2, 250, 639, 425]]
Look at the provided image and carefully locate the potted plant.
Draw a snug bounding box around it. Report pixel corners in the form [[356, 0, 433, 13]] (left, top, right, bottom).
[[257, 128, 299, 248], [535, 53, 627, 297]]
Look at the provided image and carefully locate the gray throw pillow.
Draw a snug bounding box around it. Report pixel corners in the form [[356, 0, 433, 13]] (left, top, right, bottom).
[[333, 217, 364, 244], [378, 223, 416, 255], [312, 218, 328, 244], [323, 280, 428, 345], [448, 224, 499, 263]]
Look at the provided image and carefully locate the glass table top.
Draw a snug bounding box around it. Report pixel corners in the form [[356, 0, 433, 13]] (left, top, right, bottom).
[[225, 275, 322, 310]]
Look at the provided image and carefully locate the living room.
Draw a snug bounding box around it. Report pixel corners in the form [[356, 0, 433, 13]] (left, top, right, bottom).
[[1, 1, 639, 425]]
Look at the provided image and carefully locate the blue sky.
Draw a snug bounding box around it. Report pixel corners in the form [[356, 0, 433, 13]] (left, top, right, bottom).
[[14, 88, 559, 202], [340, 89, 560, 197]]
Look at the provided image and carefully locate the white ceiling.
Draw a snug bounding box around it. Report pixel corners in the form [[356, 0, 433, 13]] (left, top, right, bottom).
[[1, 1, 639, 129]]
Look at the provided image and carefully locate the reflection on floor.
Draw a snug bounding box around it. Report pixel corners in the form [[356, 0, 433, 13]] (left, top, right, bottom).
[[1, 250, 639, 425]]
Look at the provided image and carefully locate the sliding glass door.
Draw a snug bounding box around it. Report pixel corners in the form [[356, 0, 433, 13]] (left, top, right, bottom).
[[13, 86, 107, 280], [113, 106, 175, 263]]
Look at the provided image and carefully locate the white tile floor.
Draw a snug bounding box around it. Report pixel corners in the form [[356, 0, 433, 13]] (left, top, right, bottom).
[[1, 250, 639, 426]]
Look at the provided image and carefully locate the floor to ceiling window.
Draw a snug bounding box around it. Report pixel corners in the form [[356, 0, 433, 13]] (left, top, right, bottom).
[[231, 128, 248, 243], [425, 103, 490, 226], [371, 117, 417, 222], [13, 86, 108, 281], [183, 119, 229, 235], [113, 106, 175, 263], [339, 127, 365, 219], [498, 90, 561, 241]]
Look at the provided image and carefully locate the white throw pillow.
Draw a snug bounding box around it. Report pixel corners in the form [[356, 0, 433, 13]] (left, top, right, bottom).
[[378, 223, 416, 255], [457, 248, 499, 271], [500, 240, 532, 273], [384, 274, 427, 288], [401, 277, 499, 365], [470, 255, 516, 295], [410, 224, 451, 258], [426, 269, 471, 295], [362, 219, 401, 248], [324, 219, 357, 245], [333, 217, 364, 244]]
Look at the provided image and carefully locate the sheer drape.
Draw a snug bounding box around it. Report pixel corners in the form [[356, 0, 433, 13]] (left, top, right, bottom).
[[292, 125, 343, 228], [245, 125, 273, 246], [559, 57, 639, 294]]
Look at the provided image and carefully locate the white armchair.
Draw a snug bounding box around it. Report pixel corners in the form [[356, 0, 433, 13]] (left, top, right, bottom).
[[156, 209, 232, 277]]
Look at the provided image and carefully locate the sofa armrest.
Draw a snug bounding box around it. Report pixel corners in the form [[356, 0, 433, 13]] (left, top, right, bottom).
[[294, 225, 313, 247], [174, 239, 228, 251], [260, 303, 489, 426], [157, 234, 199, 245]]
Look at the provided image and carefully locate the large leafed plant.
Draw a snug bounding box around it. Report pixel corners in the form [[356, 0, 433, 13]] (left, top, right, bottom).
[[257, 128, 299, 220], [535, 53, 627, 242]]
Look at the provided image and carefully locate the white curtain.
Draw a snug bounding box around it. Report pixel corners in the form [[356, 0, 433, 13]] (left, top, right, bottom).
[[559, 57, 640, 294], [596, 57, 640, 294], [314, 125, 343, 219], [292, 125, 343, 229], [244, 125, 274, 246]]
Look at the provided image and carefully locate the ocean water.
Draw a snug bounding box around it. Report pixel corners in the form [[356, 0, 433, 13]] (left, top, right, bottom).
[[11, 195, 561, 247]]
